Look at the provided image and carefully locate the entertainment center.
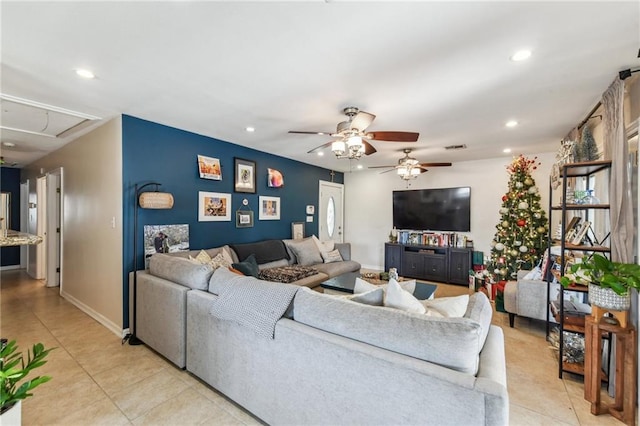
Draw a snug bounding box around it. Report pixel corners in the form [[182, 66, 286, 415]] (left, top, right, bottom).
[[389, 186, 472, 285], [384, 243, 472, 285]]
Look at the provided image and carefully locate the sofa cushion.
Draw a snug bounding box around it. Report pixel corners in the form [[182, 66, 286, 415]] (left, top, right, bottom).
[[230, 240, 289, 265], [232, 254, 260, 278], [149, 254, 214, 290], [313, 260, 360, 278], [463, 292, 493, 350], [287, 238, 323, 266], [190, 250, 233, 270], [258, 265, 319, 283], [293, 288, 485, 374], [258, 258, 289, 271]]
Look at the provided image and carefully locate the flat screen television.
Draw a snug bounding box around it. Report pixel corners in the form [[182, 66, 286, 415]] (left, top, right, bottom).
[[393, 187, 471, 232]]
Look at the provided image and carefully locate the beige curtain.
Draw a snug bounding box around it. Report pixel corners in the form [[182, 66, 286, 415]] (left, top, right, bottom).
[[603, 78, 633, 263]]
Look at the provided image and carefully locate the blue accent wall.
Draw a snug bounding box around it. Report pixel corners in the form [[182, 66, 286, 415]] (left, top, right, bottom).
[[1, 167, 21, 267], [122, 115, 343, 327]]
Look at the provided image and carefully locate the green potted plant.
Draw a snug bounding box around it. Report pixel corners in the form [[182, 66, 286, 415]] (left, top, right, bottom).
[[1, 339, 55, 425], [560, 254, 640, 311]]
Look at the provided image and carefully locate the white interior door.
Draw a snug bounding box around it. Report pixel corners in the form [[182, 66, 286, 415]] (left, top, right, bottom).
[[46, 169, 62, 287], [35, 176, 47, 279], [319, 181, 344, 243], [20, 180, 29, 269]]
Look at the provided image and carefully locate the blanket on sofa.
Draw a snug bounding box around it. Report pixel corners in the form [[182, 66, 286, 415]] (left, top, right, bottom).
[[209, 268, 300, 338], [258, 265, 318, 283]]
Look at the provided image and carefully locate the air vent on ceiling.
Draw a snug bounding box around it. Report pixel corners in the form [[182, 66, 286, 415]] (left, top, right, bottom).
[[444, 144, 467, 150]]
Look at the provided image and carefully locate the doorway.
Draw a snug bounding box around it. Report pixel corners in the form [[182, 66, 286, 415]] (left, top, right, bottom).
[[46, 169, 62, 288], [20, 180, 29, 269], [318, 181, 344, 243]]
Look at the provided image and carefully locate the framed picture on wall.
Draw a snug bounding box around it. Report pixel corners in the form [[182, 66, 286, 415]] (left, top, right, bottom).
[[197, 155, 222, 180], [259, 196, 280, 220], [234, 158, 256, 193], [267, 168, 284, 188], [143, 224, 189, 269], [236, 210, 254, 228], [198, 191, 231, 221], [291, 222, 304, 240]]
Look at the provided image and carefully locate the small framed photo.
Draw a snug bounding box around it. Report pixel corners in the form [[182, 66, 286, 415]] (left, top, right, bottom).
[[234, 158, 256, 193], [306, 205, 315, 215], [291, 222, 305, 240], [197, 155, 222, 180], [267, 168, 284, 188], [570, 221, 591, 245], [236, 211, 254, 228], [198, 191, 231, 222], [259, 196, 280, 220]]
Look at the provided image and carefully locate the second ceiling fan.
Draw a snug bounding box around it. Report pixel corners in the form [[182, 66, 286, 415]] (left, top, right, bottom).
[[370, 149, 452, 180], [288, 106, 419, 159]]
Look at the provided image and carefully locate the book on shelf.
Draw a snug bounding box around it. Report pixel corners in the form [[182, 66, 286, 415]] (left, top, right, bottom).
[[394, 230, 469, 248]]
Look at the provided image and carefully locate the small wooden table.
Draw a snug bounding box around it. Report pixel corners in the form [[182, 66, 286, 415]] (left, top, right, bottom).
[[584, 316, 636, 425]]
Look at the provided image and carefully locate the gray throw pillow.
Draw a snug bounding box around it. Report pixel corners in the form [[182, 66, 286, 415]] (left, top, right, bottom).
[[288, 238, 323, 266]]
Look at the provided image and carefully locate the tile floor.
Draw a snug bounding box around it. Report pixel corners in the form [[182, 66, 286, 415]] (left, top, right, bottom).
[[0, 270, 625, 425]]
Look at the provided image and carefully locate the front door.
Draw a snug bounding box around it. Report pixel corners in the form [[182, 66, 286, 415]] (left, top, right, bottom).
[[318, 181, 344, 243]]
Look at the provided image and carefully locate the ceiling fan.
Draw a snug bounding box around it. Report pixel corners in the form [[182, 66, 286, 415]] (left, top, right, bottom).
[[288, 106, 419, 159], [369, 148, 452, 180]]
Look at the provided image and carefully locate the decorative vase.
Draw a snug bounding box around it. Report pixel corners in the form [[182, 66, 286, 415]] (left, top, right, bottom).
[[588, 284, 631, 311], [0, 400, 22, 426]]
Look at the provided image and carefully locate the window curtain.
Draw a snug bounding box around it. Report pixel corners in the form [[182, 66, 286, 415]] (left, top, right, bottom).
[[603, 78, 633, 263]]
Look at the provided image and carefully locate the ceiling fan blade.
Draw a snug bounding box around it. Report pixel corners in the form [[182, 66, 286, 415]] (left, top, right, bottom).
[[419, 162, 452, 167], [307, 141, 334, 154], [350, 111, 376, 131], [362, 139, 377, 155], [289, 130, 333, 136], [367, 131, 419, 142], [368, 165, 396, 169], [379, 168, 398, 175]]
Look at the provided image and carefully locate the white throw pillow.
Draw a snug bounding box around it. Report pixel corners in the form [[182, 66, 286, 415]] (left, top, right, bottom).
[[190, 249, 211, 264], [421, 294, 469, 317], [312, 235, 335, 253], [384, 279, 426, 314], [354, 277, 378, 294], [321, 249, 343, 263], [349, 288, 384, 306]]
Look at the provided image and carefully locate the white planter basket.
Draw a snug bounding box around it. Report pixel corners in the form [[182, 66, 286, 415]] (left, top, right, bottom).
[[0, 400, 22, 426], [588, 284, 631, 311]]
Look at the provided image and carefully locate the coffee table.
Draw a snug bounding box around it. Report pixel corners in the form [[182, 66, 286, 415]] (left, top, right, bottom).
[[321, 271, 437, 300]]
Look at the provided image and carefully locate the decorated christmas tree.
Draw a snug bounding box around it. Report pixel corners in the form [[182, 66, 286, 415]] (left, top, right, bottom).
[[487, 155, 548, 281]]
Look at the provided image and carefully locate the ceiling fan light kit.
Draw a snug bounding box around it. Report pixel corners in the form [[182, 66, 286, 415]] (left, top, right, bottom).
[[291, 106, 419, 160], [371, 148, 452, 181]]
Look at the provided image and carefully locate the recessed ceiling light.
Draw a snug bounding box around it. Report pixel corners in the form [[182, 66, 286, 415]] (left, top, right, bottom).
[[356, 164, 363, 169], [510, 50, 531, 62], [245, 126, 255, 132], [75, 68, 95, 79], [2, 142, 16, 147], [503, 148, 512, 153], [505, 120, 518, 128], [317, 152, 324, 156]]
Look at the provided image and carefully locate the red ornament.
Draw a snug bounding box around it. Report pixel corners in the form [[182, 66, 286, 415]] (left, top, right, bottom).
[[502, 195, 508, 202], [517, 219, 526, 227]]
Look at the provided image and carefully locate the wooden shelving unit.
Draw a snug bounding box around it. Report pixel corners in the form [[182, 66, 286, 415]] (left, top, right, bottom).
[[547, 160, 612, 379]]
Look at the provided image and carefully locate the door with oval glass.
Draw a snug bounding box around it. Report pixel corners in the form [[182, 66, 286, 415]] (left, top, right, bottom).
[[318, 181, 344, 243]]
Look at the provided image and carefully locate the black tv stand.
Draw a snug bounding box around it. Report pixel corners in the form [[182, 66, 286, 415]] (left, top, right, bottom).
[[384, 243, 471, 285]]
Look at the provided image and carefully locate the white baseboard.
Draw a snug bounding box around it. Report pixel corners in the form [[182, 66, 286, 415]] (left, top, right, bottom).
[[60, 290, 123, 338], [0, 265, 22, 271]]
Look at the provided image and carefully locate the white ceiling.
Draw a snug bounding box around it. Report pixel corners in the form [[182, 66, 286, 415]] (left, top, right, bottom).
[[1, 1, 639, 171]]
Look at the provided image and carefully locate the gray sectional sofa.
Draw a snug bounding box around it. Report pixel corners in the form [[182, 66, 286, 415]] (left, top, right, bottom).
[[136, 238, 508, 425], [136, 238, 360, 367]]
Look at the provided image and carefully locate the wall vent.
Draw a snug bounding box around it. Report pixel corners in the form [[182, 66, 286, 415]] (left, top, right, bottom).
[[444, 144, 467, 150]]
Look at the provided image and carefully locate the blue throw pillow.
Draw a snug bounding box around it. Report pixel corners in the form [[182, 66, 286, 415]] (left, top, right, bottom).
[[232, 253, 259, 278]]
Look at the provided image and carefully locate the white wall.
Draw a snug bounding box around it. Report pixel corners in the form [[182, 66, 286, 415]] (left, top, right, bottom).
[[22, 117, 124, 335], [344, 151, 556, 270]]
